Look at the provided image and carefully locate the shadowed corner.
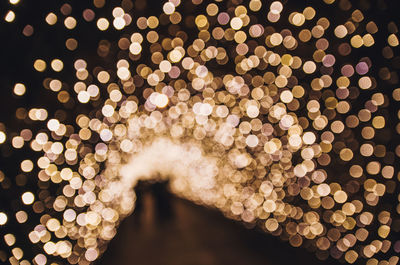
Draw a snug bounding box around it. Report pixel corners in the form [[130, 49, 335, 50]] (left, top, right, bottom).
[[96, 181, 343, 265]]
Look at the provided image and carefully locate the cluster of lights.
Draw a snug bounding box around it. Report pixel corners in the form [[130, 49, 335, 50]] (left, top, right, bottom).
[[0, 0, 400, 264]]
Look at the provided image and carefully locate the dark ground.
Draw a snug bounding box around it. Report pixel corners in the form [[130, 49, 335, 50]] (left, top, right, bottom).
[[97, 183, 340, 265]]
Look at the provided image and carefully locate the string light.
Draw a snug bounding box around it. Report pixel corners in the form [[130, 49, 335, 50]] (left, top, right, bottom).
[[0, 0, 399, 264]]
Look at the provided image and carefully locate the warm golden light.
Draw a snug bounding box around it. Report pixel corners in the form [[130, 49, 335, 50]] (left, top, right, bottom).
[[1, 0, 399, 265]]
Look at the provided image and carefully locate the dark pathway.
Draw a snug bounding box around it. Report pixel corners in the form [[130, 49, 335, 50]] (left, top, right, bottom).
[[97, 183, 340, 265]]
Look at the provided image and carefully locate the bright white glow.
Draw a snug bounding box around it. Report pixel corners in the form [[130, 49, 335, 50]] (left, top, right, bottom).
[[22, 192, 35, 205], [101, 138, 222, 215], [119, 138, 218, 189], [0, 212, 7, 225]]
